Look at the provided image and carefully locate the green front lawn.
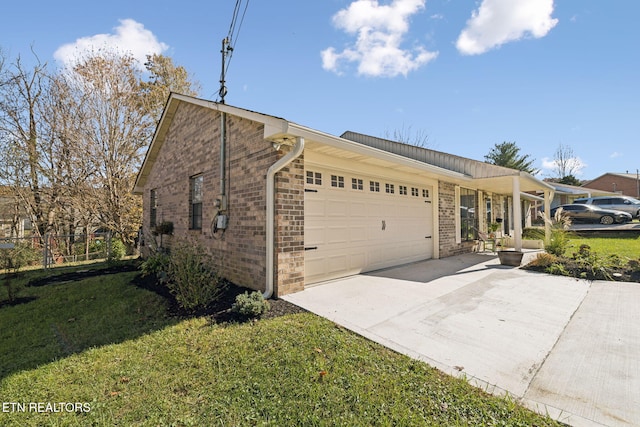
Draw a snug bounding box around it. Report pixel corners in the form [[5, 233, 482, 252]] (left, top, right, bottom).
[[567, 234, 640, 259], [0, 262, 562, 426]]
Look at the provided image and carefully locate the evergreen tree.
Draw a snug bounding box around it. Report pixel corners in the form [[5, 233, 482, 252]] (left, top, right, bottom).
[[484, 141, 538, 174]]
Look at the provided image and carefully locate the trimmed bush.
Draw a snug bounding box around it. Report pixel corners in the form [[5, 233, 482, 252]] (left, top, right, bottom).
[[166, 240, 226, 312], [231, 291, 270, 319]]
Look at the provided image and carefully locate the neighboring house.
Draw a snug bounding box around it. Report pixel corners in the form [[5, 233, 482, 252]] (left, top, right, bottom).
[[582, 173, 640, 198], [133, 93, 554, 298], [0, 186, 31, 239]]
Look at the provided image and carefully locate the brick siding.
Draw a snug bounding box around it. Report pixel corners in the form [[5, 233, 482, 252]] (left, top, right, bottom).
[[142, 102, 305, 296], [438, 182, 476, 257], [584, 174, 640, 198]]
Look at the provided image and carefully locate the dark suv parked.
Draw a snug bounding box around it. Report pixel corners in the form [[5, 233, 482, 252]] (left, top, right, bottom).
[[573, 196, 640, 218]]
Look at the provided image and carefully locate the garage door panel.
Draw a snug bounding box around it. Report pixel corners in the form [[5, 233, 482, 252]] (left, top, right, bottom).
[[305, 225, 325, 246], [349, 225, 368, 242], [327, 199, 348, 217], [305, 165, 433, 284], [326, 226, 349, 244]]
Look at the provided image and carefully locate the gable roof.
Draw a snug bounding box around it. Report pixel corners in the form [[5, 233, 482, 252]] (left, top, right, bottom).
[[134, 93, 554, 196], [340, 131, 554, 194], [584, 172, 640, 184]]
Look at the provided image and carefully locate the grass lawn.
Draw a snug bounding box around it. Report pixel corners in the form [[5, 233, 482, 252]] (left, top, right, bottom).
[[0, 262, 563, 426], [567, 233, 640, 259]]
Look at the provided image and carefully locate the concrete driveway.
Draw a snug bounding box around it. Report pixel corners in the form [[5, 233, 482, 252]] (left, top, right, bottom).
[[283, 253, 640, 427]]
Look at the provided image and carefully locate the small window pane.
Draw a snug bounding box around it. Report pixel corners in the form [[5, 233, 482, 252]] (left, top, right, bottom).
[[306, 171, 322, 185], [331, 175, 344, 188], [386, 183, 395, 194], [150, 189, 158, 228], [352, 178, 363, 190], [370, 181, 380, 192], [190, 175, 203, 230]]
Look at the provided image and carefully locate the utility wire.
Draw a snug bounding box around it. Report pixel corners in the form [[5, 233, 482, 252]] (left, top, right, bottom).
[[216, 0, 250, 102], [225, 0, 250, 72]]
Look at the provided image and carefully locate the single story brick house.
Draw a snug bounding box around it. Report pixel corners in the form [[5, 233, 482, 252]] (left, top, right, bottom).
[[133, 93, 554, 298], [582, 172, 640, 199]]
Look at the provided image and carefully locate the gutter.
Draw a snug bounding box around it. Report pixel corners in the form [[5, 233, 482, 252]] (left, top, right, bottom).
[[264, 136, 305, 299]]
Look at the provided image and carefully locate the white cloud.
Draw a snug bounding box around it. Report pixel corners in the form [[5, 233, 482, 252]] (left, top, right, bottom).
[[322, 0, 438, 77], [456, 0, 558, 55], [54, 19, 168, 68], [610, 151, 621, 158]]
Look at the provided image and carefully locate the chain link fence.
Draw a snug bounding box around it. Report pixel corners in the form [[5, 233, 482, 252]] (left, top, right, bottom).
[[0, 232, 118, 270]]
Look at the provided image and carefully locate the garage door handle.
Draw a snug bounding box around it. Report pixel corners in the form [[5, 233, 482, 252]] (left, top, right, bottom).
[[304, 246, 318, 251], [425, 236, 432, 239]]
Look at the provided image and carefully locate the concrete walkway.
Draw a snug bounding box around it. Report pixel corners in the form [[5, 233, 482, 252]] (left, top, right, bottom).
[[283, 253, 640, 427]]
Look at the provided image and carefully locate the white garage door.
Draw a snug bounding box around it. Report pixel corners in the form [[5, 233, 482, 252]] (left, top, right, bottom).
[[304, 166, 434, 284]]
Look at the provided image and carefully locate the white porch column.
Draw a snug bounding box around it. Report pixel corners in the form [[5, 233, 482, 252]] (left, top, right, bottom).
[[512, 176, 522, 251], [544, 189, 552, 243]]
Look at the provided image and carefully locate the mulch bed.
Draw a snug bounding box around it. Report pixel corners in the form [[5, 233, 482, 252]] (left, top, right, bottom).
[[2, 261, 306, 322], [522, 260, 640, 282], [130, 269, 307, 323]]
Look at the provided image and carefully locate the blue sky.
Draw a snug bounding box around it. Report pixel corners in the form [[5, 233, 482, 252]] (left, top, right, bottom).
[[2, 0, 638, 180]]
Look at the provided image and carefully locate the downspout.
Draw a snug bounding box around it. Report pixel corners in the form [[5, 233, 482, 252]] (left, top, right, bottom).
[[264, 136, 305, 299], [220, 112, 227, 209]]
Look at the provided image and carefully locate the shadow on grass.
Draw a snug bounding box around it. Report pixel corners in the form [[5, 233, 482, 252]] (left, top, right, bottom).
[[1, 259, 308, 381], [0, 260, 180, 381]]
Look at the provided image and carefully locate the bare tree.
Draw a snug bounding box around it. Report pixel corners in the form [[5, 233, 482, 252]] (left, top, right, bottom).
[[64, 50, 155, 250], [0, 53, 54, 239], [383, 124, 430, 148], [552, 143, 584, 180], [1, 47, 200, 252]]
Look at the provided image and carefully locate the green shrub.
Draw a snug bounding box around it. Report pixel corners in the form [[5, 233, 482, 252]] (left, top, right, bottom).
[[522, 227, 545, 240], [109, 238, 126, 260], [546, 263, 569, 276], [141, 251, 170, 284], [166, 240, 226, 312], [231, 291, 270, 318], [542, 208, 572, 256], [1, 243, 39, 303]]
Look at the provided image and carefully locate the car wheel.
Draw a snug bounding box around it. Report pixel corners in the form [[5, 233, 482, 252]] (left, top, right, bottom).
[[600, 215, 614, 225]]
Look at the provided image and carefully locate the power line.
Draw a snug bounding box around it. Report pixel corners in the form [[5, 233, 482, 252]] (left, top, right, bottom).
[[217, 0, 250, 102]]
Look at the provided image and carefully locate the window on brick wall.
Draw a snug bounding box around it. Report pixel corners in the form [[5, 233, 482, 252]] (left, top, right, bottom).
[[190, 175, 203, 230], [460, 187, 477, 241], [150, 189, 158, 228]]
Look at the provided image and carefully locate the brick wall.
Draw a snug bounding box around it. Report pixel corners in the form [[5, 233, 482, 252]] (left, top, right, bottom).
[[274, 154, 305, 295], [438, 181, 475, 257], [142, 101, 305, 296], [584, 174, 640, 198]]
